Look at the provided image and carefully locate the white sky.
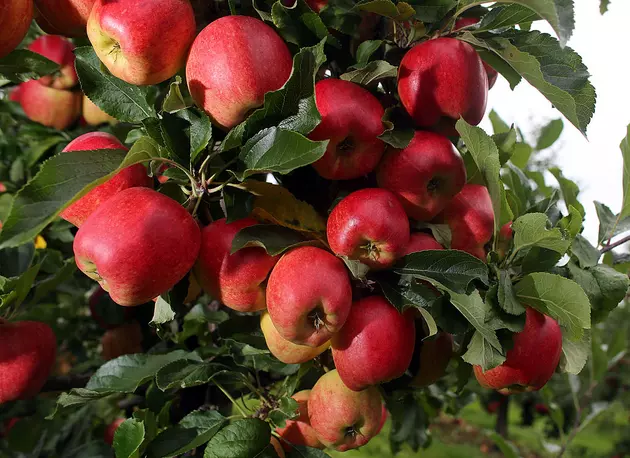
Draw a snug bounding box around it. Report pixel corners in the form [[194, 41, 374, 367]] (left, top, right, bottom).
[[479, 1, 630, 243]]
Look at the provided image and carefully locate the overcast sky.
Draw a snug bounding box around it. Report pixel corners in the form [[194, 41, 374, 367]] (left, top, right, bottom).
[[479, 0, 630, 244]]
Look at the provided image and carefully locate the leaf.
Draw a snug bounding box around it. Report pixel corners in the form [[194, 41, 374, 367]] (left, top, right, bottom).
[[410, 0, 456, 22], [600, 0, 610, 14], [356, 40, 383, 65], [462, 331, 506, 371], [511, 213, 571, 257], [570, 234, 600, 268], [151, 297, 176, 326], [340, 256, 370, 280], [178, 109, 212, 165], [394, 250, 489, 293], [0, 49, 60, 83], [236, 127, 327, 179], [75, 47, 156, 122], [595, 201, 630, 245], [449, 290, 502, 354], [231, 224, 316, 255], [414, 222, 452, 248], [239, 180, 326, 236], [223, 186, 254, 223], [146, 411, 227, 458], [203, 419, 270, 458], [489, 109, 510, 134], [487, 432, 520, 458], [549, 167, 584, 216], [619, 124, 630, 220], [559, 329, 589, 374], [113, 418, 145, 458], [268, 397, 300, 428], [476, 4, 540, 31], [0, 261, 42, 311], [162, 76, 191, 113], [378, 276, 440, 312], [513, 272, 591, 339], [497, 269, 526, 315], [271, 0, 331, 48], [0, 137, 159, 248], [155, 360, 244, 390], [340, 60, 397, 86], [355, 0, 414, 20], [535, 118, 564, 150], [510, 143, 533, 169]]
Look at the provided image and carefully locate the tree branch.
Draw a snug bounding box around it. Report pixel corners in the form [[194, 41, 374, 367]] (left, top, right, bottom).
[[41, 374, 91, 392], [600, 233, 630, 254]]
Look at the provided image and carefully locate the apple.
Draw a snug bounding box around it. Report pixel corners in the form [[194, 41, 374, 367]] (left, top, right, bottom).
[[398, 37, 488, 131], [438, 183, 494, 260], [8, 85, 22, 103], [28, 35, 78, 89], [101, 322, 143, 361], [497, 221, 513, 259], [59, 132, 152, 227], [73, 187, 201, 306], [308, 369, 383, 451], [0, 320, 57, 404], [474, 308, 562, 394], [34, 0, 95, 37], [270, 437, 285, 457], [194, 218, 278, 312], [410, 331, 453, 387], [0, 0, 32, 59], [186, 16, 293, 129], [82, 96, 117, 125], [89, 286, 131, 329], [377, 131, 466, 221], [104, 418, 125, 445], [332, 296, 416, 391], [261, 312, 330, 364], [375, 404, 388, 435], [308, 78, 385, 180], [454, 17, 499, 88], [275, 390, 324, 450], [327, 188, 410, 270], [403, 232, 444, 254], [19, 80, 82, 130], [266, 246, 352, 347], [87, 0, 196, 85]]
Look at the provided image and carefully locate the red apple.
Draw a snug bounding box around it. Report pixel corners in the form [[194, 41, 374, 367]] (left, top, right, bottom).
[[82, 96, 117, 125], [375, 404, 388, 435], [101, 322, 143, 361], [266, 246, 352, 347], [398, 37, 488, 131], [194, 218, 278, 312], [438, 184, 494, 260], [19, 80, 82, 130], [403, 232, 444, 254], [89, 286, 132, 329], [497, 221, 513, 259], [34, 0, 95, 37], [73, 188, 201, 306], [8, 85, 22, 103], [410, 331, 453, 387], [474, 308, 562, 394], [275, 390, 325, 450], [87, 0, 196, 85], [186, 16, 293, 129], [59, 132, 152, 227], [377, 131, 466, 221], [261, 312, 330, 365], [306, 0, 327, 12], [28, 35, 78, 89], [454, 17, 499, 88], [0, 320, 57, 404], [104, 418, 125, 445], [308, 369, 383, 451], [332, 296, 416, 391], [327, 188, 410, 270], [0, 0, 33, 58], [308, 78, 385, 180]]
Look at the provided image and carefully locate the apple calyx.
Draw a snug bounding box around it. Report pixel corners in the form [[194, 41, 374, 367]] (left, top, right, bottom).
[[357, 240, 384, 263], [344, 425, 361, 438], [308, 307, 327, 332], [336, 136, 356, 156], [427, 176, 443, 193], [79, 258, 105, 285]]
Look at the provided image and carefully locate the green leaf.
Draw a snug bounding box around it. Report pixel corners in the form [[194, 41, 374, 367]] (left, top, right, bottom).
[[236, 127, 327, 180], [272, 0, 331, 48], [595, 201, 630, 245], [151, 297, 176, 326], [511, 213, 570, 255], [409, 0, 456, 22], [0, 137, 159, 248], [489, 109, 510, 134], [550, 167, 584, 216], [449, 290, 502, 355], [487, 432, 520, 458], [510, 143, 533, 169], [268, 396, 300, 428], [414, 222, 452, 248], [462, 330, 506, 371], [162, 76, 191, 113], [178, 109, 212, 165], [394, 250, 489, 294], [146, 411, 227, 458], [514, 272, 591, 339], [340, 60, 397, 86], [378, 276, 441, 318], [356, 40, 383, 65], [600, 0, 610, 14], [231, 224, 316, 256], [155, 360, 244, 390], [497, 269, 526, 315], [571, 234, 600, 268], [0, 260, 42, 311], [114, 418, 145, 458], [559, 329, 589, 374], [619, 124, 630, 220], [75, 46, 156, 122], [535, 118, 563, 150], [203, 419, 270, 458], [0, 49, 60, 83], [476, 4, 540, 31]]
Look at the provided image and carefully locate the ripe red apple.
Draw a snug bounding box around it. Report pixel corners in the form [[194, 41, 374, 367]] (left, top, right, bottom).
[[403, 232, 444, 254], [87, 0, 196, 85], [74, 188, 201, 306], [101, 322, 143, 361], [410, 331, 453, 387], [266, 246, 352, 347], [19, 80, 82, 130], [474, 308, 562, 394], [454, 17, 499, 88], [186, 16, 293, 129], [327, 188, 410, 270], [0, 320, 57, 404], [8, 85, 22, 103], [275, 390, 325, 450], [398, 37, 488, 131], [497, 221, 513, 259], [261, 312, 330, 364], [375, 404, 388, 435], [308, 78, 385, 180], [59, 132, 152, 227], [438, 183, 494, 260], [104, 418, 125, 445], [0, 0, 33, 59], [332, 296, 416, 391], [308, 369, 383, 451], [28, 35, 78, 89], [377, 131, 466, 221], [82, 96, 117, 125], [34, 0, 95, 37], [194, 218, 278, 312]]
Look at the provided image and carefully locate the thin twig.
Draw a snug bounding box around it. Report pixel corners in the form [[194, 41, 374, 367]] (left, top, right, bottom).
[[600, 233, 630, 254], [215, 382, 248, 418]]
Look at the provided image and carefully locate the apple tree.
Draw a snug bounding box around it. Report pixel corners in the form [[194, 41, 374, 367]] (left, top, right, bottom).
[[0, 0, 628, 457]]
